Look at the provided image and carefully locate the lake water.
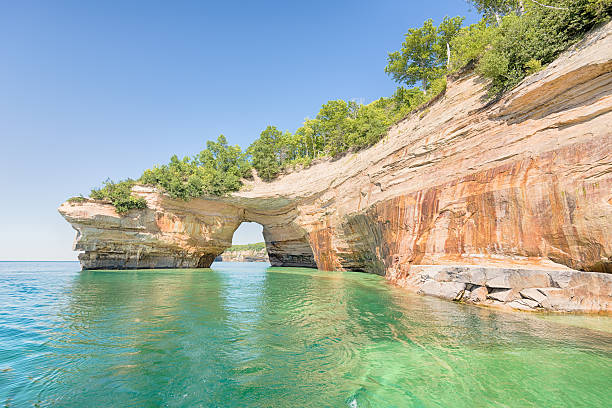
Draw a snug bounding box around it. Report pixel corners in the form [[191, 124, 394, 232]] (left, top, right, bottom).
[[1, 261, 611, 407]]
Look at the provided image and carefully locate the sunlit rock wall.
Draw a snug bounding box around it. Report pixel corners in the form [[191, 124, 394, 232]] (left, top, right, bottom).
[[59, 187, 316, 270], [215, 248, 269, 262], [60, 22, 612, 312]]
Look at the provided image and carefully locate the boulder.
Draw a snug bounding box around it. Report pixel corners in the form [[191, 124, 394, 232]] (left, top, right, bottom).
[[508, 300, 538, 311], [469, 286, 488, 302], [520, 288, 547, 304], [487, 289, 520, 303], [419, 281, 466, 301]]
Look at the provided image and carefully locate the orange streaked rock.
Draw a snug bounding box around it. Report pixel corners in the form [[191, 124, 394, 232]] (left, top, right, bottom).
[[60, 22, 612, 312]]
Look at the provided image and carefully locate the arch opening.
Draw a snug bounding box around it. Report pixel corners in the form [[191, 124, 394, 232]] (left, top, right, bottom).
[[214, 222, 268, 263], [232, 222, 265, 246], [215, 218, 318, 268]]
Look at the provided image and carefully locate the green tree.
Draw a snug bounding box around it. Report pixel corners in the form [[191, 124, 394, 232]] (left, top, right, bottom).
[[248, 126, 283, 181], [467, 0, 525, 23], [276, 130, 297, 163], [198, 134, 250, 195], [449, 19, 498, 71], [316, 99, 359, 156], [295, 119, 323, 158], [385, 16, 463, 93], [90, 179, 147, 214], [139, 134, 249, 199], [350, 103, 392, 148], [477, 0, 611, 95]]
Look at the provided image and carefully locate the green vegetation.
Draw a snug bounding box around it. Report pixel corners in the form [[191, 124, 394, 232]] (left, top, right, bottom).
[[67, 195, 87, 203], [89, 135, 250, 213], [87, 0, 610, 212], [247, 98, 406, 171], [448, 19, 498, 72], [90, 179, 147, 214], [140, 135, 250, 199], [224, 242, 266, 252], [385, 16, 463, 92], [247, 126, 288, 181], [468, 0, 611, 95], [467, 0, 526, 24]]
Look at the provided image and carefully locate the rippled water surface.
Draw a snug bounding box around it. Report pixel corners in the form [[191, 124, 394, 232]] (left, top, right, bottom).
[[1, 261, 611, 407]]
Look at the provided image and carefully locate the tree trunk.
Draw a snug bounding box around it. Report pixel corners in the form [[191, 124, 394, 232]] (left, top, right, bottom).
[[494, 12, 502, 25], [446, 42, 451, 69], [518, 0, 525, 15]]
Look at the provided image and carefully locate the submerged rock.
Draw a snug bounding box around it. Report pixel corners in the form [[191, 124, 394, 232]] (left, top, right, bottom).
[[419, 281, 466, 301]]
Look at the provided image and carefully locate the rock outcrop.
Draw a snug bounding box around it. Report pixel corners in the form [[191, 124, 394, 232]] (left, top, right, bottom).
[[59, 189, 316, 270], [400, 265, 611, 313], [215, 248, 269, 262], [59, 22, 612, 313]]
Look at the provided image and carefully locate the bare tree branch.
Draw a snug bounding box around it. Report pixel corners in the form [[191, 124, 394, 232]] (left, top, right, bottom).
[[528, 0, 569, 11]]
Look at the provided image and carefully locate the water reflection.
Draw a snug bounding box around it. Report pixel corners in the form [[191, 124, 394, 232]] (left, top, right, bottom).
[[46, 269, 232, 406], [0, 262, 611, 407]]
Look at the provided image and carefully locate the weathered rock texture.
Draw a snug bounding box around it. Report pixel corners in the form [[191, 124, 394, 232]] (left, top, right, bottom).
[[215, 248, 269, 262], [400, 265, 611, 313], [60, 189, 316, 270], [60, 22, 612, 313]]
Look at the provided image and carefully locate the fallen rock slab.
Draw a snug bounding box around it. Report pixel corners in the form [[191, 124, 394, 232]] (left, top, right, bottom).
[[520, 288, 548, 304]]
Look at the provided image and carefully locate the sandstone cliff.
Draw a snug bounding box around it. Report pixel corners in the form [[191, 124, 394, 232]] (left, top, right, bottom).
[[215, 248, 269, 262], [60, 22, 612, 313]]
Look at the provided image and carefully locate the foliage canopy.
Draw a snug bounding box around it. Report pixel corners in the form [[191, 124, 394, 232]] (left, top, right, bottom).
[[87, 0, 610, 212], [385, 17, 463, 91], [90, 179, 147, 214], [139, 135, 250, 200], [224, 242, 266, 252]]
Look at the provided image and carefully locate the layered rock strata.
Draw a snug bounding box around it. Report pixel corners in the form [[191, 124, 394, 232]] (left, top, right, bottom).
[[215, 248, 269, 262], [401, 265, 611, 313], [60, 22, 612, 312], [60, 190, 316, 270]]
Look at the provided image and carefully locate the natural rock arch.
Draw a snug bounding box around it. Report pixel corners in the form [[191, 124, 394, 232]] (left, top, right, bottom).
[[60, 189, 318, 270], [60, 22, 612, 312], [230, 214, 316, 268]]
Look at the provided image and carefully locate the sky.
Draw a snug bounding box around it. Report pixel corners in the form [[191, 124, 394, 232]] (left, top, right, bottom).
[[0, 1, 479, 260]]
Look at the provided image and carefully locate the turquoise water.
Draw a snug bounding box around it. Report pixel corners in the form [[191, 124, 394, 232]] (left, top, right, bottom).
[[1, 262, 611, 407]]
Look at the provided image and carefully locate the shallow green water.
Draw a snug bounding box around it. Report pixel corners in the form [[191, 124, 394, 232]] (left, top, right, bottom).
[[1, 261, 611, 407]]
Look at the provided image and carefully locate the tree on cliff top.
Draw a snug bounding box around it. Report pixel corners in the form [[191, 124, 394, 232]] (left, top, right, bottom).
[[474, 0, 611, 95], [90, 179, 147, 214], [385, 16, 463, 93], [139, 134, 250, 199], [247, 126, 284, 181], [467, 0, 525, 24], [89, 0, 611, 210]]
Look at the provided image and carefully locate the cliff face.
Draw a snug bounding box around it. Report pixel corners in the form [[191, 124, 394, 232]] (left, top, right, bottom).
[[59, 190, 315, 269], [60, 22, 612, 313], [215, 248, 269, 262]]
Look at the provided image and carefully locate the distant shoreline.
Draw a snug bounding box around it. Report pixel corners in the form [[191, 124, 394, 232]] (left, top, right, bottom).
[[0, 260, 79, 262]]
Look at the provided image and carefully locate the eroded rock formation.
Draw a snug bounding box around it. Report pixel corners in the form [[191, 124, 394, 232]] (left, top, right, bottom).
[[59, 190, 316, 269], [60, 22, 612, 313], [215, 248, 269, 262]]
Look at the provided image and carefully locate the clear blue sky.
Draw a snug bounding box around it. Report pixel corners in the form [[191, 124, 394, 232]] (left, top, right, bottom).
[[0, 1, 478, 260]]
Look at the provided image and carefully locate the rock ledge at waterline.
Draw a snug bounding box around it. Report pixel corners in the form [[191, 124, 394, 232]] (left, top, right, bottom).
[[60, 22, 612, 313]]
